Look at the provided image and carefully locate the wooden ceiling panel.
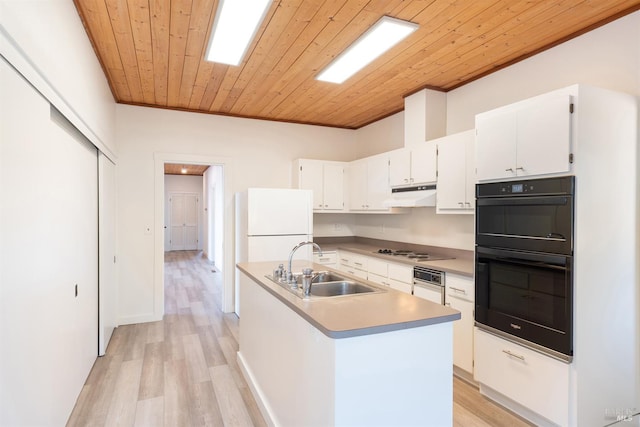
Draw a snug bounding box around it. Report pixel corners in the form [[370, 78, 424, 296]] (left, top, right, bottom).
[[164, 163, 209, 176], [74, 0, 640, 129]]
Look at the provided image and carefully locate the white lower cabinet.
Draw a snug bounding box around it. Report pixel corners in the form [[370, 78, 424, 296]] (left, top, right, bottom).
[[337, 252, 413, 293], [387, 262, 413, 294], [337, 251, 368, 279], [445, 274, 474, 374], [313, 251, 337, 268], [474, 328, 570, 426]]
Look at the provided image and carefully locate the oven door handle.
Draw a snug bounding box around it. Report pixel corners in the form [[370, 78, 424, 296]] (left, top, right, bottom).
[[476, 246, 569, 267], [477, 196, 568, 207]]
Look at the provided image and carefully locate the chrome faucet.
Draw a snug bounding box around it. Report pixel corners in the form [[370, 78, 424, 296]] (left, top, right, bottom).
[[287, 241, 322, 286]]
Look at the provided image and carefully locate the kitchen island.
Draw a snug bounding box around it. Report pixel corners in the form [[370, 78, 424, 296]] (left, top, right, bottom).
[[236, 261, 461, 427]]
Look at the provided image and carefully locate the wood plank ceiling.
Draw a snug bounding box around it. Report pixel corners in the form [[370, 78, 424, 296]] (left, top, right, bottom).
[[164, 163, 209, 175], [74, 0, 640, 129]]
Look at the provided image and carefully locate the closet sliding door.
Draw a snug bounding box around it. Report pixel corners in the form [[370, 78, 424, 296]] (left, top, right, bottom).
[[0, 59, 98, 426]]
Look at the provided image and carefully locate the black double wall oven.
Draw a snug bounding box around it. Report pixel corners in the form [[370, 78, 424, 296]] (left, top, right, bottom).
[[475, 176, 574, 361]]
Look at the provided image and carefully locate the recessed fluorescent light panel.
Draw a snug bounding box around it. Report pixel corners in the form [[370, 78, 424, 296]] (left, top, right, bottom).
[[316, 16, 418, 84], [206, 0, 272, 66]]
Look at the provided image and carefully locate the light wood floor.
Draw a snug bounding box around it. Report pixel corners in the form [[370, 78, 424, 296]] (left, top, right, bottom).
[[67, 250, 533, 427]]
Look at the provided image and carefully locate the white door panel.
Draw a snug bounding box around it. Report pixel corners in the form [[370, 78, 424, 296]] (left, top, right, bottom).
[[247, 188, 311, 235], [247, 235, 312, 262], [169, 192, 198, 251]]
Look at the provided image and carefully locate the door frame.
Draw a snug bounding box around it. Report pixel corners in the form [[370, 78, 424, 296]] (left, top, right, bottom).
[[153, 153, 234, 316]]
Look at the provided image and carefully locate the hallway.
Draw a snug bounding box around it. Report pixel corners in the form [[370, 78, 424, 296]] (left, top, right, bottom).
[[67, 251, 266, 426]]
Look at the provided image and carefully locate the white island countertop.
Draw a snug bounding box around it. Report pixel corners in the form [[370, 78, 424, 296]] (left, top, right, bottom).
[[236, 260, 460, 339]]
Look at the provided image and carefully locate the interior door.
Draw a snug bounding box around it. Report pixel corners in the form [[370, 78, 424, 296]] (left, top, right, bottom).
[[170, 193, 199, 251], [170, 194, 186, 250], [183, 193, 198, 250]]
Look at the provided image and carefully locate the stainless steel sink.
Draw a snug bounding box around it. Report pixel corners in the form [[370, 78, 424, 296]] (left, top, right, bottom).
[[265, 272, 384, 299], [309, 281, 377, 297]]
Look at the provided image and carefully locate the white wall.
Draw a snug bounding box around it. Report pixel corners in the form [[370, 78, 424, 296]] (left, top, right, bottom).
[[164, 175, 204, 250], [203, 166, 225, 268], [0, 0, 116, 157], [116, 105, 357, 322], [354, 111, 404, 158]]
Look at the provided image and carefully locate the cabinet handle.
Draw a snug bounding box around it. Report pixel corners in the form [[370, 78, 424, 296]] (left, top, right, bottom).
[[354, 262, 363, 267], [450, 286, 467, 295], [410, 178, 414, 183], [404, 178, 408, 183], [465, 202, 471, 207], [319, 257, 330, 261], [505, 168, 514, 172], [340, 258, 349, 263], [458, 202, 464, 207], [324, 204, 328, 207], [516, 166, 525, 171], [502, 349, 526, 361], [445, 302, 451, 307]]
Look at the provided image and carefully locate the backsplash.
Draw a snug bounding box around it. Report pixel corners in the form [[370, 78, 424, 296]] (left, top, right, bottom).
[[313, 209, 474, 250]]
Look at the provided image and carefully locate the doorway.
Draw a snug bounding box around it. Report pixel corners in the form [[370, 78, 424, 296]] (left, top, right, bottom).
[[154, 155, 234, 318]]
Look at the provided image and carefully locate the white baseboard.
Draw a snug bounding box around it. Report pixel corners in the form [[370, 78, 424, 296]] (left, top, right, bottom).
[[117, 313, 162, 325], [237, 351, 276, 427], [479, 383, 559, 427]]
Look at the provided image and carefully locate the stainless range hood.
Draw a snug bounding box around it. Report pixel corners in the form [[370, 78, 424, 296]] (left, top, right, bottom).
[[383, 185, 437, 208]]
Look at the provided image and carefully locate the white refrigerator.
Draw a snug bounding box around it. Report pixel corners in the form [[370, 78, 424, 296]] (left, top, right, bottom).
[[235, 188, 314, 315]]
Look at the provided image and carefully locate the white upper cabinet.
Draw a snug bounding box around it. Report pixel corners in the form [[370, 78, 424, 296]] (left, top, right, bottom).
[[389, 142, 437, 187], [476, 92, 573, 182], [436, 130, 475, 213], [293, 159, 345, 211], [348, 153, 390, 211]]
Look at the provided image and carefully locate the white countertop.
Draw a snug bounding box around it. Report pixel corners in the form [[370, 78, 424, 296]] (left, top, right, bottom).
[[237, 261, 461, 339]]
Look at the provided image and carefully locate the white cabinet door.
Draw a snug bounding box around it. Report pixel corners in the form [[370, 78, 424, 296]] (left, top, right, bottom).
[[476, 92, 572, 182], [295, 159, 345, 212], [475, 110, 517, 181], [297, 159, 324, 210], [388, 148, 410, 187], [437, 130, 475, 213], [474, 329, 570, 426], [410, 142, 437, 184], [366, 154, 390, 210], [437, 136, 466, 210], [516, 94, 571, 177], [348, 159, 368, 210], [323, 162, 345, 210], [447, 296, 474, 374]]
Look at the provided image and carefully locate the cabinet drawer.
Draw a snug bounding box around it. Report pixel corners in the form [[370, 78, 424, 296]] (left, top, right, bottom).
[[368, 258, 388, 277], [313, 251, 337, 265], [341, 267, 368, 280], [388, 278, 412, 295], [367, 272, 389, 287], [474, 329, 569, 426], [445, 273, 474, 302], [338, 251, 368, 271], [388, 262, 412, 284]]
